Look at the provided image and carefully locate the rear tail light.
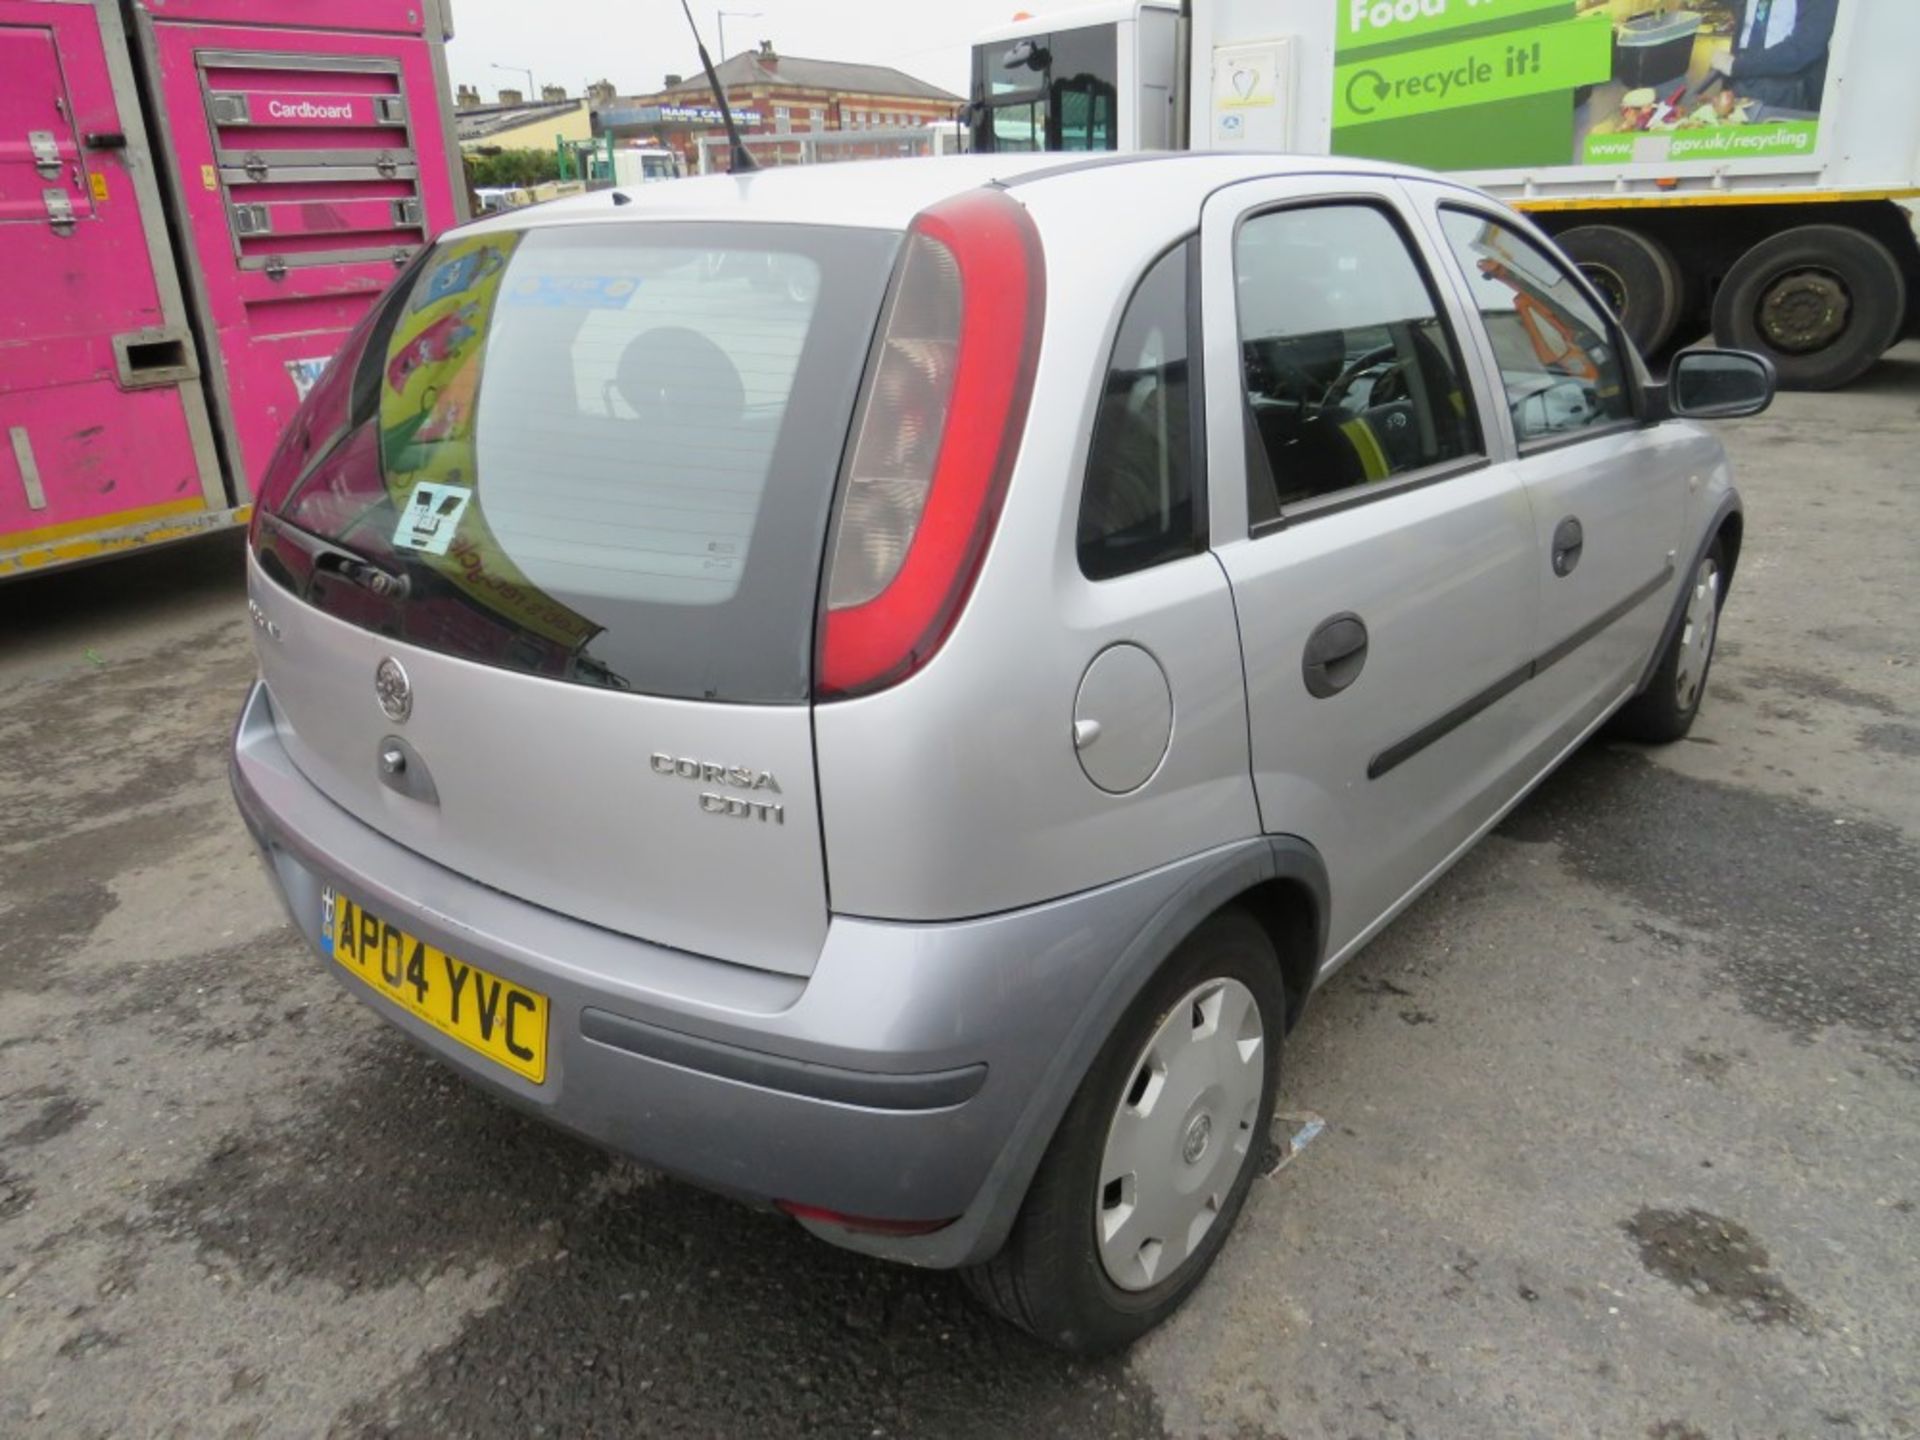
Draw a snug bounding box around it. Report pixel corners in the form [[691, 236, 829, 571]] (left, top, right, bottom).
[[815, 188, 1045, 699]]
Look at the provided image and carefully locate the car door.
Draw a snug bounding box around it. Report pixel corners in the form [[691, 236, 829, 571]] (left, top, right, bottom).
[[1202, 176, 1541, 966], [1413, 190, 1689, 768]]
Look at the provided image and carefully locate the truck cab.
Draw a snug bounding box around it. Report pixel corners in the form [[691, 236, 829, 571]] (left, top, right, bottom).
[[968, 1, 1178, 154]]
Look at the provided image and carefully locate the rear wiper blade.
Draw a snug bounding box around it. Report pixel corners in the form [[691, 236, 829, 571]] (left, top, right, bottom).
[[326, 552, 412, 600], [261, 512, 412, 599]]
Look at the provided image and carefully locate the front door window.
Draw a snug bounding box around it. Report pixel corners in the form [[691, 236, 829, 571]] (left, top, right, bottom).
[[1438, 209, 1635, 446]]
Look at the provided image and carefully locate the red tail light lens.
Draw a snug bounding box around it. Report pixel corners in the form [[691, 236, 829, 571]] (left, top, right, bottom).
[[816, 188, 1045, 699], [776, 1200, 957, 1238]]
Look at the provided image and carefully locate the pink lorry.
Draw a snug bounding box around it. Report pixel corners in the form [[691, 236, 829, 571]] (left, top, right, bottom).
[[1, 0, 463, 577]]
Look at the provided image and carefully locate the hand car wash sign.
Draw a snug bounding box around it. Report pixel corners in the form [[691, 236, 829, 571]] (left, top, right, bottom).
[[1334, 0, 1836, 171]]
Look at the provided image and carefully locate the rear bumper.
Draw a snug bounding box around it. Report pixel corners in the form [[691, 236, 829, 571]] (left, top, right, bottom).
[[230, 678, 1277, 1267]]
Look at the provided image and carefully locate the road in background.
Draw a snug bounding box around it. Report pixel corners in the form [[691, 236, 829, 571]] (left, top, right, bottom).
[[2, 347, 1916, 1439]]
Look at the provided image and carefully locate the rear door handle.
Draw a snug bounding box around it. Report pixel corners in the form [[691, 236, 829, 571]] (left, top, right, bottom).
[[1303, 612, 1369, 698], [1552, 516, 1584, 577]]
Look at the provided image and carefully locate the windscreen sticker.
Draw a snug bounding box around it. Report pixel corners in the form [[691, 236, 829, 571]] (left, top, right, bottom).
[[504, 274, 641, 309], [392, 482, 474, 556]]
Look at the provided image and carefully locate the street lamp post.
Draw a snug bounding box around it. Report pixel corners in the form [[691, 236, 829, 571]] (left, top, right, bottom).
[[490, 61, 535, 103]]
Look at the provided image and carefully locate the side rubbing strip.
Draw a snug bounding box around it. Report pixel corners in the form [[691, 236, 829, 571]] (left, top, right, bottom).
[[1534, 567, 1676, 676], [1368, 662, 1532, 781], [1368, 565, 1675, 781]]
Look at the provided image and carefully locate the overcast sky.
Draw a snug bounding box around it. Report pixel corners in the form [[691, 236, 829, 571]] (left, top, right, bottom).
[[446, 0, 1066, 102]]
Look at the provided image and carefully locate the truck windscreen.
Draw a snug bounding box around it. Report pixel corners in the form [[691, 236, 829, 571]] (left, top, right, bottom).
[[970, 24, 1120, 153]]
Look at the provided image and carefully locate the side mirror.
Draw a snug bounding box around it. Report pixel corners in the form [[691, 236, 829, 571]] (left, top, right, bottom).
[[1003, 39, 1051, 72], [1666, 348, 1776, 420]]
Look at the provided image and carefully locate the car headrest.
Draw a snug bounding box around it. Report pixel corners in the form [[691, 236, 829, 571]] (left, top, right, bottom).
[[615, 326, 745, 430]]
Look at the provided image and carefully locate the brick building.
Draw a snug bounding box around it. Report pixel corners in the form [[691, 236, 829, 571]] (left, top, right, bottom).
[[597, 42, 960, 170]]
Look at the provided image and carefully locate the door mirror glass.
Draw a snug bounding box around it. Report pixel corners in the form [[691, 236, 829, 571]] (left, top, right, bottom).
[[1668, 349, 1775, 419]]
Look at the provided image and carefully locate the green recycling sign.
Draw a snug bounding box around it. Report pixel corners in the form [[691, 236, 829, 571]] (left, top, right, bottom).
[[1334, 19, 1613, 127], [1332, 0, 1838, 174]]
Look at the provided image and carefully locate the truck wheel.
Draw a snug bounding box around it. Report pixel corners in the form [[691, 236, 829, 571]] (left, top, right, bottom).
[[962, 908, 1284, 1355], [1711, 226, 1906, 390], [1558, 225, 1684, 357]]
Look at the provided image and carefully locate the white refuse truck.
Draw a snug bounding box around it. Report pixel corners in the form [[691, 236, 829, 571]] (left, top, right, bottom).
[[968, 0, 1919, 388]]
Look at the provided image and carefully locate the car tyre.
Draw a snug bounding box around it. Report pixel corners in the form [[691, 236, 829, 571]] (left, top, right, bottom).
[[1612, 538, 1727, 744], [1711, 225, 1905, 391], [962, 907, 1284, 1355]]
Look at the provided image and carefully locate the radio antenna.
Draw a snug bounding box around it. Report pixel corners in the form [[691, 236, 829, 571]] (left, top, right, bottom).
[[677, 0, 757, 172]]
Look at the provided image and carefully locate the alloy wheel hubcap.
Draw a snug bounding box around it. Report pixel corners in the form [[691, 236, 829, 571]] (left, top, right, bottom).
[[1675, 557, 1721, 713], [1095, 977, 1265, 1292]]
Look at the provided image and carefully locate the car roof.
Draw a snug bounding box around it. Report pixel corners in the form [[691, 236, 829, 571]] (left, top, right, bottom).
[[452, 152, 1470, 241]]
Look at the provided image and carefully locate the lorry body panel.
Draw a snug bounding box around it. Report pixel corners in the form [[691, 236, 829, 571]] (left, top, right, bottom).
[[134, 0, 463, 504], [0, 0, 225, 567], [1182, 0, 1919, 203], [1, 0, 463, 579]]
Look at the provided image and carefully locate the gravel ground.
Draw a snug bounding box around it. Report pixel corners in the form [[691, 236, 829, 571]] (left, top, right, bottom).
[[2, 345, 1916, 1439]]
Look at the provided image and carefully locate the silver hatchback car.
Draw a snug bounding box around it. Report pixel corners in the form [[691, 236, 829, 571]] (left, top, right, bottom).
[[231, 153, 1770, 1353]]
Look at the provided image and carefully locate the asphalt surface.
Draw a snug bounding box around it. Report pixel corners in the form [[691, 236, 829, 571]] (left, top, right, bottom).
[[2, 345, 1917, 1439]]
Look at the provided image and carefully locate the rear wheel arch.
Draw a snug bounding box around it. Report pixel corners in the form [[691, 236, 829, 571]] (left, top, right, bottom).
[[1137, 837, 1327, 1037], [1227, 872, 1324, 1032], [956, 838, 1328, 1268], [963, 904, 1289, 1350]]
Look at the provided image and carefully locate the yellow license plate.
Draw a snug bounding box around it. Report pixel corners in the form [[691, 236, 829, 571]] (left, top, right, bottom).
[[322, 888, 548, 1083]]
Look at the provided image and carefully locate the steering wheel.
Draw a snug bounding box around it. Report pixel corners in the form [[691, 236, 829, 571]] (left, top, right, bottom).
[[1321, 344, 1402, 413], [1244, 341, 1327, 405]]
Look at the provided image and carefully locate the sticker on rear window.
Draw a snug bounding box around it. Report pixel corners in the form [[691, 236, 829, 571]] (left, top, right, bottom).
[[392, 482, 474, 556], [412, 247, 509, 312], [504, 275, 641, 309]]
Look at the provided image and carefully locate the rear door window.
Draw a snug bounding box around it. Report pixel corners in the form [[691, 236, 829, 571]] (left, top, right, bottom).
[[1234, 203, 1481, 524], [254, 221, 901, 702]]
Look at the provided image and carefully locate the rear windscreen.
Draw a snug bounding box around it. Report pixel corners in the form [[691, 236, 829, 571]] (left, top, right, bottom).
[[253, 221, 901, 702]]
